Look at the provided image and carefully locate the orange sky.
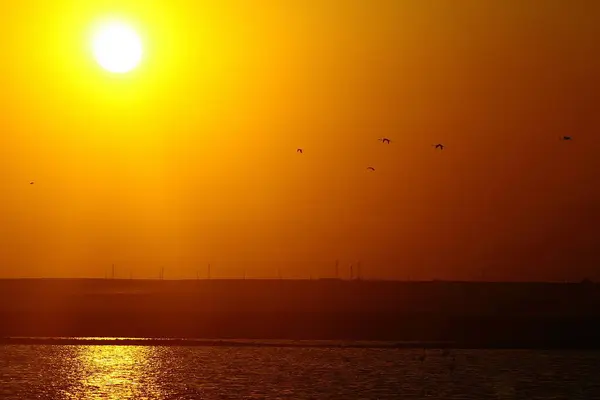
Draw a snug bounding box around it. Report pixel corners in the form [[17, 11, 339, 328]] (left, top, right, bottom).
[[1, 1, 599, 280]]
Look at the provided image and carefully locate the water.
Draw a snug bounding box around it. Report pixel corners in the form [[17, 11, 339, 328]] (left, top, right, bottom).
[[1, 343, 599, 399]]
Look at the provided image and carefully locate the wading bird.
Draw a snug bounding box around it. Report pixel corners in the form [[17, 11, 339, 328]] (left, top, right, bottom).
[[449, 356, 456, 373]]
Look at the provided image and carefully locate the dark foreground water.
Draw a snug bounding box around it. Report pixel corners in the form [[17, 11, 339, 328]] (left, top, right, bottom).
[[1, 342, 599, 399]]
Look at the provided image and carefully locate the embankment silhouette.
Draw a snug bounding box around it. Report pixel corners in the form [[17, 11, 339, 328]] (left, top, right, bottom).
[[1, 279, 599, 348]]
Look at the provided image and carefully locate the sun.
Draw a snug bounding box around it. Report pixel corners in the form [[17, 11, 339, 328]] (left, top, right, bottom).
[[92, 22, 143, 74]]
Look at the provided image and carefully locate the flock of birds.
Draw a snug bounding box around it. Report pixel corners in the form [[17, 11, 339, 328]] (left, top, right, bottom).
[[294, 137, 448, 173], [27, 135, 573, 186], [294, 135, 573, 173]]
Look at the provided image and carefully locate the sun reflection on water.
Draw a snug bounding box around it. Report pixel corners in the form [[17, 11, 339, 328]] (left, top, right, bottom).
[[71, 345, 164, 400]]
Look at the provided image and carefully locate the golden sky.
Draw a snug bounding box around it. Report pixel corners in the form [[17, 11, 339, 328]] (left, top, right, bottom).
[[1, 0, 599, 280]]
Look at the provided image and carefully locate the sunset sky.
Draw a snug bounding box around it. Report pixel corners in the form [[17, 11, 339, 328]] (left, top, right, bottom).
[[1, 1, 599, 281]]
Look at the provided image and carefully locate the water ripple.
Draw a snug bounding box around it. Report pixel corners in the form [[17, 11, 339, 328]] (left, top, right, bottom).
[[0, 345, 599, 399]]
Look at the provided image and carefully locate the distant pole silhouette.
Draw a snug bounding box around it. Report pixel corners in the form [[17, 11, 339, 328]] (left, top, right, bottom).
[[349, 263, 353, 280]]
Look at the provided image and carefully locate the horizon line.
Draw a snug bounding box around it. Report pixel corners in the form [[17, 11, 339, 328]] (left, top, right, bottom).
[[0, 277, 595, 284]]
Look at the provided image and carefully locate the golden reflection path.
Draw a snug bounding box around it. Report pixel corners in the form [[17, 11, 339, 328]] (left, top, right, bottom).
[[69, 344, 165, 400]]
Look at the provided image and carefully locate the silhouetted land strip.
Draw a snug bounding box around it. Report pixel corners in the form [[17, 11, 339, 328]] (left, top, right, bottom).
[[0, 337, 455, 348], [1, 336, 600, 350], [1, 279, 599, 348]]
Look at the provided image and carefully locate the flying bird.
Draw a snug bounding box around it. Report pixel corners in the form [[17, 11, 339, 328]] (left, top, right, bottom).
[[378, 138, 391, 144], [433, 143, 445, 150], [367, 167, 375, 171], [29, 181, 35, 185], [560, 136, 572, 141], [297, 148, 303, 153]]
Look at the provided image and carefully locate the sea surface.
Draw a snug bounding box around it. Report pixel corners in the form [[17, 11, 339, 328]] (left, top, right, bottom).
[[1, 340, 599, 399]]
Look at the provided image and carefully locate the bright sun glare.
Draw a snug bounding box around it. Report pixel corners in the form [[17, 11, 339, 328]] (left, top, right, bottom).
[[92, 22, 143, 74]]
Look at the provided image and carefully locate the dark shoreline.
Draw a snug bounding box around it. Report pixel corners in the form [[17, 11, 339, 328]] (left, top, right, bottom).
[[1, 278, 599, 348], [0, 337, 449, 349], [2, 337, 600, 350]]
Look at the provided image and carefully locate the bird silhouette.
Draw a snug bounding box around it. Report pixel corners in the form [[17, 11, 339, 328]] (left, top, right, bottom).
[[433, 143, 445, 150], [297, 148, 303, 153], [367, 167, 375, 171], [29, 181, 35, 185], [560, 136, 572, 141], [449, 356, 456, 373], [378, 138, 391, 144]]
